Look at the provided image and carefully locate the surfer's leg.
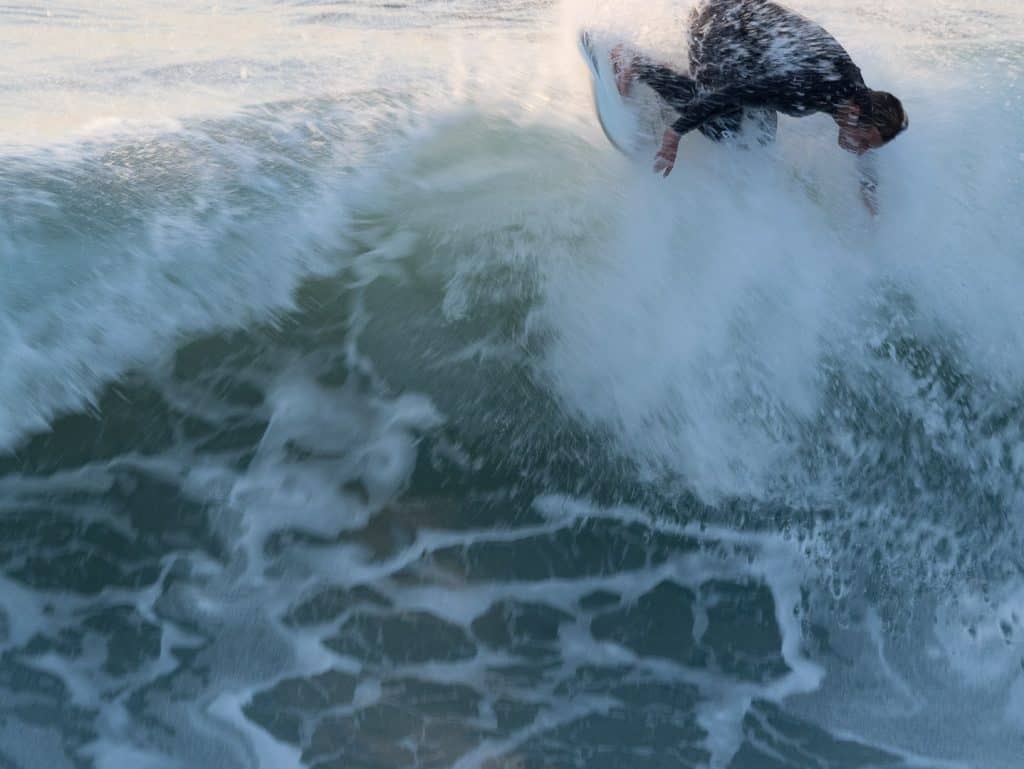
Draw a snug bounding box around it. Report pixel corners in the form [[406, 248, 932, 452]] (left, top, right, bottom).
[[633, 61, 747, 145], [632, 62, 698, 110], [698, 109, 744, 142]]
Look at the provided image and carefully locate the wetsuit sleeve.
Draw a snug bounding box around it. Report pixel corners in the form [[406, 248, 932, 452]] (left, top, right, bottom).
[[669, 82, 776, 136], [857, 153, 879, 214]]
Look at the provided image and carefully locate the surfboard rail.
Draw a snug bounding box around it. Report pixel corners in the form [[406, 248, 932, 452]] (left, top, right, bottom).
[[578, 29, 674, 161]]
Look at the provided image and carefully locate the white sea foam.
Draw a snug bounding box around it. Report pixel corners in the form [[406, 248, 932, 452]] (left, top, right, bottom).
[[0, 129, 350, 450]]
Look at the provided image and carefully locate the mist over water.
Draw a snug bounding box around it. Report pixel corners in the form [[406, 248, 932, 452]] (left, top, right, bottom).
[[1, 1, 1023, 768]]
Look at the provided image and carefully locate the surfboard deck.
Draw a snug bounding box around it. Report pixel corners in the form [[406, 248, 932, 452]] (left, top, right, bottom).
[[578, 30, 676, 161]]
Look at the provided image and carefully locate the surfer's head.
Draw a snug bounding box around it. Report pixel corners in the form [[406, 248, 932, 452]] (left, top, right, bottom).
[[835, 91, 908, 154]]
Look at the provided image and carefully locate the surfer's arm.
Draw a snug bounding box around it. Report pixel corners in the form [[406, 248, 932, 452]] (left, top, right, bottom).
[[656, 85, 766, 176], [654, 128, 681, 177]]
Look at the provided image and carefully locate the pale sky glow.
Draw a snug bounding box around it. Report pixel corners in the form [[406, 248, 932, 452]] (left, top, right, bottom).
[[2, 1, 1019, 142]]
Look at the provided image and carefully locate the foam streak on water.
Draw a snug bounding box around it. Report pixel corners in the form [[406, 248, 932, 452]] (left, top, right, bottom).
[[1, 1, 1024, 768]]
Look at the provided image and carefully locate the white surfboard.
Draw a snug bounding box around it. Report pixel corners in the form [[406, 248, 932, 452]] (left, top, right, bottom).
[[578, 30, 676, 161]]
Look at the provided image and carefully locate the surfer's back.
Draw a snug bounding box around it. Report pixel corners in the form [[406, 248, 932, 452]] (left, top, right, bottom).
[[689, 0, 867, 117]]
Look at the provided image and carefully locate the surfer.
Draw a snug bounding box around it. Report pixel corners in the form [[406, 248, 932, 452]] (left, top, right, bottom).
[[613, 0, 908, 212]]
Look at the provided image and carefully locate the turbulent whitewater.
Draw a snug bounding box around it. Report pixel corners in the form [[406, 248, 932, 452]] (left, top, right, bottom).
[[1, 1, 1023, 767]]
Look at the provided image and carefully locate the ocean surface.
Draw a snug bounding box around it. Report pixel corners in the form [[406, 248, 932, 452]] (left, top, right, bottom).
[[1, 1, 1023, 767]]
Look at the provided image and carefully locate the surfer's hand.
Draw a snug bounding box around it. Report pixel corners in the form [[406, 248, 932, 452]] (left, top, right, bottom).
[[654, 129, 680, 177], [857, 155, 879, 217], [654, 151, 675, 177], [860, 178, 879, 217], [861, 190, 879, 217]]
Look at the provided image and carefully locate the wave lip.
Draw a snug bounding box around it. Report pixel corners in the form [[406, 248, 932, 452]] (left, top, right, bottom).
[[0, 111, 353, 451]]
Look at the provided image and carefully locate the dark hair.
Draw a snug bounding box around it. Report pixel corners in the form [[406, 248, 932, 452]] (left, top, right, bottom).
[[856, 90, 908, 143]]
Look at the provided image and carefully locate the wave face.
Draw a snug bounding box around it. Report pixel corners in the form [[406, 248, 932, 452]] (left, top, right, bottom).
[[1, 1, 1023, 768]]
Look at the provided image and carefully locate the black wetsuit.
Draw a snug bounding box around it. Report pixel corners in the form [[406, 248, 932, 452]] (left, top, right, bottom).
[[637, 0, 870, 142]]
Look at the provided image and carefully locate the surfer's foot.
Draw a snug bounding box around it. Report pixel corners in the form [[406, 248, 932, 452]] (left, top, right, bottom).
[[610, 44, 636, 97]]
